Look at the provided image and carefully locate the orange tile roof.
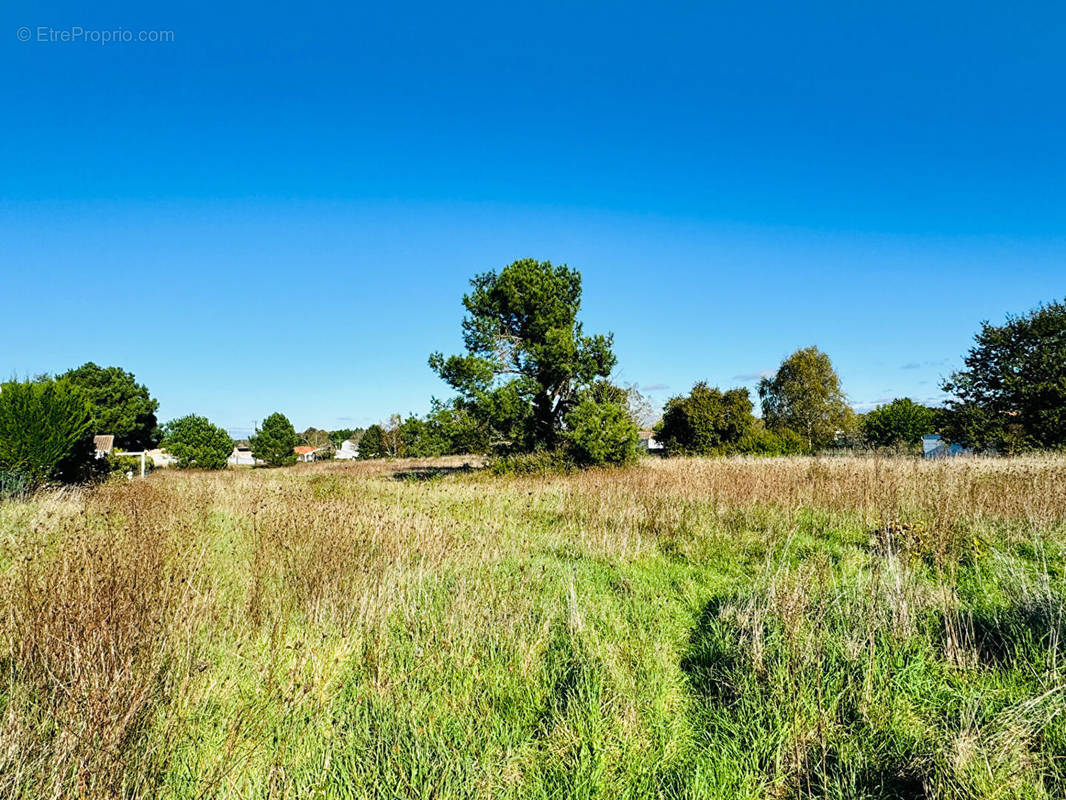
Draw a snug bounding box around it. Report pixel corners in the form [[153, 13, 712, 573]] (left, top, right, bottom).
[[293, 445, 317, 455]]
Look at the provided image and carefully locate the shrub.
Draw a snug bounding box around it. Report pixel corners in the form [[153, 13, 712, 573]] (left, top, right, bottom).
[[104, 452, 151, 478], [0, 378, 94, 488], [733, 426, 807, 456], [161, 415, 232, 470], [659, 383, 755, 455], [563, 399, 639, 466], [249, 412, 298, 467]]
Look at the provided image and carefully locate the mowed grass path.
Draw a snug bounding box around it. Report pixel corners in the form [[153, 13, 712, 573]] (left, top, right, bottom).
[[3, 456, 1066, 799]]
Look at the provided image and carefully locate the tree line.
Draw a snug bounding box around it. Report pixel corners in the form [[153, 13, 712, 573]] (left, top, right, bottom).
[[420, 260, 1066, 464], [2, 259, 1064, 491]]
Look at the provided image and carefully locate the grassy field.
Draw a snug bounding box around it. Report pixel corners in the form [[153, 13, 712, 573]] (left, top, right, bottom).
[[2, 455, 1066, 799]]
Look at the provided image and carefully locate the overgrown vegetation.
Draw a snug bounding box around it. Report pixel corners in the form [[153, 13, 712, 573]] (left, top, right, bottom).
[[2, 455, 1066, 798]]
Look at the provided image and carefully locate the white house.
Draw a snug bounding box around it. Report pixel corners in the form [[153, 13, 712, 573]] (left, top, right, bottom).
[[228, 445, 258, 466], [334, 439, 359, 460], [293, 445, 323, 463], [638, 430, 663, 453], [147, 449, 177, 468]]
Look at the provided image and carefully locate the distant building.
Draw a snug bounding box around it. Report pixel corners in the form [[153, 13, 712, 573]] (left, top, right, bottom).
[[147, 449, 177, 468], [922, 434, 970, 459], [293, 445, 322, 463], [335, 439, 359, 460], [93, 435, 115, 459], [229, 445, 258, 466], [638, 430, 664, 453]]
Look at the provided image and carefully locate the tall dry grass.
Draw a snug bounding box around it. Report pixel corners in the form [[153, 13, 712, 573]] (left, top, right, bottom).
[[0, 454, 1064, 798]]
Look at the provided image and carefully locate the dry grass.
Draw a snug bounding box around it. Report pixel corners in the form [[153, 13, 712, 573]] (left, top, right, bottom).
[[1, 454, 1065, 798]]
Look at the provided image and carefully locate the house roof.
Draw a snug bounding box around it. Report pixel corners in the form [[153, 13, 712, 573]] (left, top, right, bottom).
[[638, 430, 657, 440], [94, 435, 114, 452], [293, 445, 318, 455]]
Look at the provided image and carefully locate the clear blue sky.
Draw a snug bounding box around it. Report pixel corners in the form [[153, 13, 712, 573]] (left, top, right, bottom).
[[3, 2, 1064, 436]]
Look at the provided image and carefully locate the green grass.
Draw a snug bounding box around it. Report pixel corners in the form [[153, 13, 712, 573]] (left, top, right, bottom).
[[2, 456, 1066, 798]]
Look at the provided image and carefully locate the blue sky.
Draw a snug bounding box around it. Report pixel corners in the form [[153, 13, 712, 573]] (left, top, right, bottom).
[[3, 2, 1064, 436]]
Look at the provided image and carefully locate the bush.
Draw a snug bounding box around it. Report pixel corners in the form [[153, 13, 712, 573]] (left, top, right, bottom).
[[0, 378, 95, 489], [563, 399, 639, 466], [161, 415, 233, 470], [104, 452, 152, 479], [249, 412, 298, 467], [659, 383, 755, 455], [733, 426, 807, 456]]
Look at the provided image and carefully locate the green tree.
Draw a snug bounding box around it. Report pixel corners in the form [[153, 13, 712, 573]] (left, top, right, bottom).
[[861, 398, 938, 449], [563, 397, 639, 466], [358, 424, 385, 459], [941, 300, 1066, 451], [427, 399, 491, 455], [0, 378, 95, 487], [429, 259, 616, 451], [250, 412, 298, 466], [397, 415, 435, 457], [162, 415, 233, 470], [658, 382, 755, 455], [59, 362, 160, 450], [759, 347, 854, 451], [466, 382, 533, 451]]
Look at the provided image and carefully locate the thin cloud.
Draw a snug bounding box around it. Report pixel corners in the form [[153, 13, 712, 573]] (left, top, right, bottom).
[[732, 370, 774, 382], [640, 383, 669, 392], [851, 398, 895, 412], [852, 395, 949, 412], [901, 358, 949, 370]]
